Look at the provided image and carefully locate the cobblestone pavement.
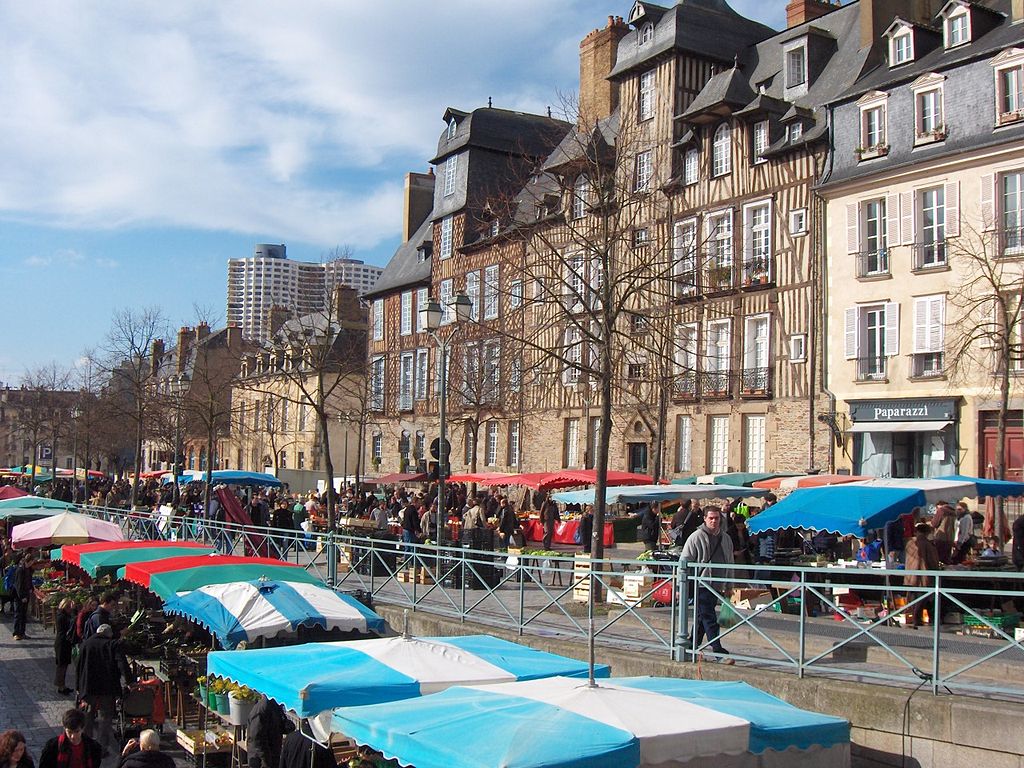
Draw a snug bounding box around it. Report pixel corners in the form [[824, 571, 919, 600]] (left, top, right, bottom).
[[0, 607, 189, 768]]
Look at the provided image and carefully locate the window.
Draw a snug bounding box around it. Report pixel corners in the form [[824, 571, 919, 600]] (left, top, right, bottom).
[[297, 451, 305, 470], [945, 8, 970, 48], [634, 150, 653, 192], [744, 415, 766, 473], [564, 252, 586, 311], [563, 418, 580, 468], [465, 271, 479, 322], [464, 423, 475, 465], [999, 62, 1024, 121], [415, 288, 428, 332], [753, 120, 769, 164], [891, 32, 913, 65], [508, 280, 523, 310], [372, 299, 383, 341], [443, 154, 457, 197], [485, 421, 499, 466], [638, 22, 653, 46], [370, 356, 385, 410], [845, 303, 899, 381], [297, 403, 307, 431], [684, 148, 699, 185], [508, 356, 521, 392], [705, 318, 732, 392], [371, 433, 383, 462], [507, 420, 520, 467], [790, 208, 807, 235], [439, 278, 454, 323], [673, 219, 698, 297], [563, 327, 583, 385], [399, 352, 414, 410], [633, 228, 650, 248], [483, 339, 500, 402], [1000, 171, 1024, 253], [638, 69, 655, 121], [786, 46, 806, 88], [489, 219, 500, 237], [790, 334, 807, 362], [712, 123, 731, 177], [415, 348, 429, 400], [447, 117, 457, 139], [627, 361, 646, 380], [912, 295, 945, 378], [414, 431, 425, 462], [743, 200, 772, 285], [674, 323, 698, 379], [709, 415, 729, 474], [440, 216, 454, 259], [675, 415, 692, 472], [857, 198, 889, 276], [278, 450, 287, 469], [483, 265, 499, 319], [707, 211, 733, 289], [917, 187, 947, 268], [742, 315, 770, 393], [863, 105, 886, 149], [280, 399, 289, 429], [400, 291, 412, 336], [788, 122, 803, 143], [916, 88, 944, 138], [572, 175, 590, 220]]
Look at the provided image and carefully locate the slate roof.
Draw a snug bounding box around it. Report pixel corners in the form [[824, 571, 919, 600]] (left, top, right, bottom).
[[543, 113, 619, 171], [609, 0, 775, 79], [431, 108, 570, 164], [363, 215, 433, 299], [681, 66, 755, 119]]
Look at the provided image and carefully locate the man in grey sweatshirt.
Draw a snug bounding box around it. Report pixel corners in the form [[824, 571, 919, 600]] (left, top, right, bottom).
[[681, 506, 735, 663]]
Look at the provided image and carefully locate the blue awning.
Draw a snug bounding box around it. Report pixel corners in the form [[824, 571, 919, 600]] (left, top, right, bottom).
[[746, 485, 927, 537]]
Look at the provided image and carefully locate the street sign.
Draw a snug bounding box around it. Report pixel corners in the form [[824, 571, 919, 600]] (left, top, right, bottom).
[[430, 437, 452, 459], [38, 445, 52, 461]]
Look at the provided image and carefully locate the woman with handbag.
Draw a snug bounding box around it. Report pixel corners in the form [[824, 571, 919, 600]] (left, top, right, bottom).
[[54, 598, 77, 695]]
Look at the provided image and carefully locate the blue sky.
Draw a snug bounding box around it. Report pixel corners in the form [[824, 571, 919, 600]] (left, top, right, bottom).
[[0, 0, 784, 383]]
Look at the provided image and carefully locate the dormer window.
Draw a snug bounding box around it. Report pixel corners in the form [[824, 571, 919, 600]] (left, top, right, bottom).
[[994, 49, 1024, 126], [447, 118, 457, 140], [638, 23, 653, 47], [788, 122, 803, 143], [943, 4, 972, 49], [911, 73, 946, 144], [489, 220, 500, 238], [572, 175, 590, 220], [786, 46, 806, 89], [856, 91, 889, 160], [891, 31, 913, 65]]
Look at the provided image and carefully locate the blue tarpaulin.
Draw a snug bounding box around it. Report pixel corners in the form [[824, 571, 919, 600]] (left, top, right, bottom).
[[746, 485, 927, 537]]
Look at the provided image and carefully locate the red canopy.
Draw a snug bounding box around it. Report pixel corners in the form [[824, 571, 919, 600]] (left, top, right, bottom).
[[58, 540, 210, 567], [122, 554, 304, 588], [0, 486, 29, 500], [445, 472, 516, 484], [496, 469, 654, 491], [751, 474, 871, 490], [365, 473, 428, 486]]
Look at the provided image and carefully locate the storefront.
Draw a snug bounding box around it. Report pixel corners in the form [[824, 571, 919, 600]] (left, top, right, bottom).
[[847, 398, 960, 478]]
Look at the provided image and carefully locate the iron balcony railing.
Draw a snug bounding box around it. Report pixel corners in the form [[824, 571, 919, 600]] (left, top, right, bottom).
[[702, 260, 735, 292], [911, 352, 944, 379], [739, 366, 772, 395], [999, 227, 1024, 256], [912, 240, 947, 270], [856, 248, 890, 277], [741, 256, 772, 286], [857, 355, 887, 381]]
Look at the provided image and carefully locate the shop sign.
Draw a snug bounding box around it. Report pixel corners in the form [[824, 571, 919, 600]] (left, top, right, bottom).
[[849, 398, 957, 423]]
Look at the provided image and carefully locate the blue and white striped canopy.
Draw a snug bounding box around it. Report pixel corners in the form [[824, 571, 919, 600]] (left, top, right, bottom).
[[330, 676, 850, 768], [163, 579, 384, 649], [206, 634, 609, 717]]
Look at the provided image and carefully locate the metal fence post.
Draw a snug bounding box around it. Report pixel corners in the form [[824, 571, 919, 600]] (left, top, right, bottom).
[[798, 568, 806, 678], [675, 558, 690, 661], [518, 555, 525, 636], [932, 574, 941, 694]]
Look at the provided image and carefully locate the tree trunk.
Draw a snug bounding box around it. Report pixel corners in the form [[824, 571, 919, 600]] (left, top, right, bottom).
[[319, 379, 336, 530], [652, 372, 669, 482], [591, 361, 614, 562], [131, 403, 144, 508], [204, 422, 214, 518]]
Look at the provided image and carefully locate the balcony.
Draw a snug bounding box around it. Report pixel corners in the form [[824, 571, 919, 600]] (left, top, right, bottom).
[[399, 391, 413, 412], [856, 248, 890, 278], [672, 372, 697, 401], [741, 256, 772, 288], [675, 272, 699, 300], [999, 228, 1024, 257], [739, 366, 772, 397], [698, 369, 734, 398], [912, 241, 947, 270], [702, 261, 736, 293], [911, 352, 944, 379], [856, 356, 887, 382]]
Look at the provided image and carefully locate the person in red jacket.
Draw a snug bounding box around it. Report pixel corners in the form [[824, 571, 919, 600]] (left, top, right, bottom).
[[38, 710, 102, 768]]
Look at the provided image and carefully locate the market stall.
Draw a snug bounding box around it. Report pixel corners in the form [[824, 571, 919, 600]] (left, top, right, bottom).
[[329, 676, 850, 768], [751, 474, 870, 491], [519, 518, 614, 546], [163, 579, 385, 649], [12, 510, 123, 548], [0, 495, 76, 515], [0, 486, 29, 500], [745, 486, 927, 538], [552, 484, 770, 505], [120, 555, 323, 600], [54, 540, 217, 578]]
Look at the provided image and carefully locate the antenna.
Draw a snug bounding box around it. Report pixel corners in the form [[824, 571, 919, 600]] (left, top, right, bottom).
[[488, 96, 493, 108]]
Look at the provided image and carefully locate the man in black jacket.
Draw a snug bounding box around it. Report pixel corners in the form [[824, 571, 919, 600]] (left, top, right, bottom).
[[117, 730, 174, 768], [11, 554, 34, 640], [38, 709, 102, 768], [82, 592, 116, 641], [76, 624, 134, 756], [246, 695, 294, 768]]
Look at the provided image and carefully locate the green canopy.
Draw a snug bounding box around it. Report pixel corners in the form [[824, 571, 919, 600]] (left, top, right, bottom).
[[712, 472, 799, 488], [670, 476, 697, 485], [0, 507, 65, 521], [79, 545, 219, 578], [0, 496, 76, 518], [126, 563, 323, 600]]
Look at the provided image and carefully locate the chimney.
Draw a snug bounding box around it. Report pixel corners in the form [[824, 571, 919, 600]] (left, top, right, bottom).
[[403, 171, 436, 242], [860, 0, 942, 49], [195, 322, 210, 342], [150, 339, 165, 377], [176, 327, 193, 374], [268, 306, 290, 337], [226, 323, 241, 349], [334, 285, 363, 325], [578, 15, 629, 124], [786, 0, 839, 28]]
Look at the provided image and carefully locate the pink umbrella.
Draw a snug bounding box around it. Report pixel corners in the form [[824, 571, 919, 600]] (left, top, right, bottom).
[[0, 486, 29, 500], [11, 511, 124, 549]]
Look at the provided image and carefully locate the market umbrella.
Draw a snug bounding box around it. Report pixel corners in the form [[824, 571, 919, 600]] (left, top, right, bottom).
[[0, 495, 76, 513], [552, 484, 769, 506], [208, 470, 283, 488], [207, 634, 609, 719], [163, 579, 385, 649], [711, 472, 800, 487], [329, 676, 850, 768], [364, 472, 428, 486], [745, 485, 927, 537], [61, 541, 217, 578], [11, 511, 124, 549], [444, 472, 516, 484], [120, 555, 322, 600], [0, 486, 29, 500]]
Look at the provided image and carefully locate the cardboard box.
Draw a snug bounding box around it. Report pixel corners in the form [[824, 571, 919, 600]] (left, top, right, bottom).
[[623, 573, 656, 599], [731, 589, 771, 607]]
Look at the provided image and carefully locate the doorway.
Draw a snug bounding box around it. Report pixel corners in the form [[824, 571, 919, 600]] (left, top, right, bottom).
[[628, 443, 648, 474]]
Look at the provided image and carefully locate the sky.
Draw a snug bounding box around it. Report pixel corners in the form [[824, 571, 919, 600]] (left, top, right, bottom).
[[0, 0, 785, 384]]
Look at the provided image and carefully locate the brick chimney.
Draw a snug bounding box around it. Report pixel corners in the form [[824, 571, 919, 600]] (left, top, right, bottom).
[[403, 171, 436, 242], [334, 285, 364, 325], [195, 322, 210, 342], [176, 327, 193, 374], [860, 0, 943, 49], [226, 323, 241, 349], [150, 339, 165, 377], [578, 15, 629, 125], [786, 0, 839, 28], [267, 306, 290, 337]]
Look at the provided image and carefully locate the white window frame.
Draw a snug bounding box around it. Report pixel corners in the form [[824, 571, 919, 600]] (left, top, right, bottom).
[[440, 215, 454, 259], [999, 170, 1024, 254], [707, 209, 734, 278], [674, 322, 698, 375], [742, 199, 772, 285], [638, 69, 655, 121], [634, 150, 653, 192], [638, 22, 653, 46], [483, 339, 500, 402], [784, 43, 807, 91], [712, 123, 731, 177], [485, 421, 499, 466], [918, 185, 947, 267], [943, 5, 971, 48], [483, 264, 499, 320], [857, 91, 889, 156], [790, 208, 808, 236], [400, 291, 412, 336], [415, 288, 428, 332], [447, 117, 458, 140], [443, 154, 458, 197], [466, 271, 480, 322], [507, 420, 520, 467], [890, 29, 914, 66], [993, 49, 1024, 125], [753, 120, 769, 164], [912, 294, 946, 356], [744, 415, 767, 473], [563, 326, 583, 385], [572, 175, 590, 220], [414, 348, 429, 400], [790, 333, 807, 362], [676, 415, 692, 473], [372, 299, 384, 341], [564, 418, 580, 468], [508, 279, 523, 310], [399, 352, 414, 411], [370, 356, 385, 411], [673, 218, 698, 297], [911, 73, 946, 142], [439, 278, 454, 324], [788, 122, 803, 143], [743, 313, 771, 373], [684, 148, 699, 185], [705, 318, 732, 374], [709, 415, 729, 474]]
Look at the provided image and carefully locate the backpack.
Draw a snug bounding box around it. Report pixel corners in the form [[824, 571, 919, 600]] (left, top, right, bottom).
[[3, 565, 16, 593]]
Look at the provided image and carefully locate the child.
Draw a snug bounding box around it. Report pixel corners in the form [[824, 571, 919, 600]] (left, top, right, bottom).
[[981, 537, 1002, 557]]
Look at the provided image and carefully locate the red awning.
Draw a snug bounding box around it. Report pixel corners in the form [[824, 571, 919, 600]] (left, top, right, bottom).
[[121, 554, 304, 587], [365, 472, 428, 486], [495, 469, 654, 491], [58, 540, 210, 567], [0, 486, 29, 500], [751, 474, 871, 490], [445, 472, 517, 484]]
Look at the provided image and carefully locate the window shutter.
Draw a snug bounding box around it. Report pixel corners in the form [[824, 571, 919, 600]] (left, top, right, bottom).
[[844, 307, 858, 359], [929, 296, 945, 353], [884, 301, 900, 356], [945, 181, 960, 237], [913, 297, 928, 353], [901, 191, 914, 245], [885, 194, 899, 247], [846, 203, 859, 253], [981, 174, 995, 230]]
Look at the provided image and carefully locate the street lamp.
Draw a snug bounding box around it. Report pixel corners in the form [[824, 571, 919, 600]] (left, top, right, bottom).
[[419, 293, 472, 548], [70, 407, 81, 503], [170, 373, 190, 506]]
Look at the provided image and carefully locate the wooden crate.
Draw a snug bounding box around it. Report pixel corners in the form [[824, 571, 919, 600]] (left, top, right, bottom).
[[176, 730, 233, 756], [572, 554, 591, 603]]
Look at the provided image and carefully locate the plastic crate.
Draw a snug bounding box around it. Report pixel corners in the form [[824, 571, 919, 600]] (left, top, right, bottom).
[[963, 612, 1020, 630]]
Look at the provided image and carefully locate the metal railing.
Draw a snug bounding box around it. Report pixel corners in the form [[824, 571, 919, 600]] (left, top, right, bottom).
[[80, 505, 1024, 701], [913, 241, 947, 270], [739, 366, 771, 396], [856, 355, 887, 381], [856, 248, 890, 277]]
